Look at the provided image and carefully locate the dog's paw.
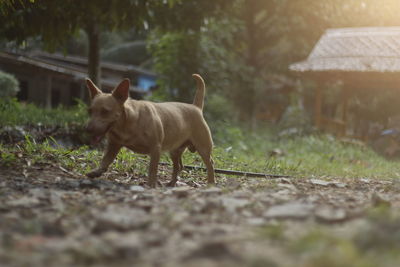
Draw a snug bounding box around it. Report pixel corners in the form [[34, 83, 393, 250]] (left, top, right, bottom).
[[86, 169, 104, 178], [167, 180, 177, 187]]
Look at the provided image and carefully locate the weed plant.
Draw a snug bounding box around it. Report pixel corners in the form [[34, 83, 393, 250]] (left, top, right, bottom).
[[1, 100, 400, 179]]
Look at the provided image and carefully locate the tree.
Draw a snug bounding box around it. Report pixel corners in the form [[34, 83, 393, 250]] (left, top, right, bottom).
[[1, 0, 155, 85], [151, 0, 304, 126], [147, 0, 230, 103], [150, 0, 400, 127], [0, 0, 232, 86]]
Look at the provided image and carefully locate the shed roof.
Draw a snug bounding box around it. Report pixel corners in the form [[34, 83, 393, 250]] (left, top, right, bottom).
[[34, 51, 157, 78], [290, 27, 400, 73], [0, 51, 150, 94]]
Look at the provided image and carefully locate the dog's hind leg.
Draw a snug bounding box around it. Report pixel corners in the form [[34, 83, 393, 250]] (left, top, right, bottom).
[[167, 147, 185, 187], [197, 148, 215, 185], [190, 124, 215, 185]]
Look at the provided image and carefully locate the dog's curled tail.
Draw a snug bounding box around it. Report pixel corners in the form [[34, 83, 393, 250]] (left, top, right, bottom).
[[192, 74, 205, 110]]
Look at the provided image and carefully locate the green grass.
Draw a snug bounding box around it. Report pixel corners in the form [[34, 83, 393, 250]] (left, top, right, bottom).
[[0, 98, 87, 127], [205, 133, 400, 179], [1, 131, 400, 180], [1, 100, 400, 179]]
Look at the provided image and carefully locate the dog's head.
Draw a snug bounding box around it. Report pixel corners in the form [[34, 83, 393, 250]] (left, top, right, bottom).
[[85, 78, 130, 144]]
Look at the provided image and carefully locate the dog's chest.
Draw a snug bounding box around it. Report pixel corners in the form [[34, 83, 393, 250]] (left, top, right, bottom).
[[108, 131, 151, 154]]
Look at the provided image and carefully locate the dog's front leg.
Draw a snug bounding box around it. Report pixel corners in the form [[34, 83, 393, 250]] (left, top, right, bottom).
[[148, 145, 161, 188], [87, 143, 122, 178]]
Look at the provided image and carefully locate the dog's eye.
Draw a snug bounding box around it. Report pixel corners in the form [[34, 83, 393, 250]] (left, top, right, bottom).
[[101, 108, 111, 115]]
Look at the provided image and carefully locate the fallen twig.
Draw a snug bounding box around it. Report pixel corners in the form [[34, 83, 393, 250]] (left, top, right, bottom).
[[159, 162, 291, 179]]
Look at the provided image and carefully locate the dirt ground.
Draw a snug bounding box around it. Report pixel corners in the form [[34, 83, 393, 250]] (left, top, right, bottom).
[[1, 162, 400, 267]]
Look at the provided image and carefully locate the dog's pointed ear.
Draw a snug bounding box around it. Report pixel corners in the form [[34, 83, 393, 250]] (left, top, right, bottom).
[[86, 79, 102, 100], [112, 79, 130, 103]]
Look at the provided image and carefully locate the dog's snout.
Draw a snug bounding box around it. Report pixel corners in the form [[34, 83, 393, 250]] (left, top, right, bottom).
[[86, 122, 95, 133]]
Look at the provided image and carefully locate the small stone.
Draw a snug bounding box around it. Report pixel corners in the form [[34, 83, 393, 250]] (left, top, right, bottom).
[[269, 148, 284, 157], [333, 182, 347, 188], [220, 197, 250, 213], [264, 202, 315, 219], [49, 191, 65, 211], [172, 186, 191, 198], [277, 178, 292, 184], [277, 183, 298, 191], [93, 206, 150, 232], [175, 181, 189, 187], [102, 231, 141, 258], [310, 179, 331, 186], [200, 187, 222, 195], [7, 196, 40, 208], [271, 189, 293, 202], [360, 178, 370, 184], [310, 179, 346, 188], [315, 206, 347, 223], [130, 185, 145, 193], [247, 217, 266, 226], [28, 188, 48, 199], [372, 192, 391, 207]]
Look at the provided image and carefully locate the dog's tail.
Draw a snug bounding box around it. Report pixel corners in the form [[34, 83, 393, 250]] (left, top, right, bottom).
[[192, 74, 205, 110]]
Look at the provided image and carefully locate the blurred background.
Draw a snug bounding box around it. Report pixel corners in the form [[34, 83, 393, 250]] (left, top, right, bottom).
[[4, 4, 400, 266], [2, 0, 400, 152]]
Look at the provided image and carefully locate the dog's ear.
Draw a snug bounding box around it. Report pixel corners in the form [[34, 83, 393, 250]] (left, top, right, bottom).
[[112, 79, 130, 103], [86, 79, 102, 100]]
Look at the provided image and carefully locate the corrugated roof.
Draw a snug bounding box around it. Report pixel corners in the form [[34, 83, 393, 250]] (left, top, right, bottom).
[[290, 27, 400, 72], [0, 51, 148, 94], [34, 51, 157, 77]]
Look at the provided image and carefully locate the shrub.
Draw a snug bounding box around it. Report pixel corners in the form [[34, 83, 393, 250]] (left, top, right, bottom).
[[279, 100, 313, 137], [0, 71, 19, 98]]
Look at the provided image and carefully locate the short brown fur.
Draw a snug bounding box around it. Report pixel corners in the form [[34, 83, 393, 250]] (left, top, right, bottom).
[[85, 74, 215, 187]]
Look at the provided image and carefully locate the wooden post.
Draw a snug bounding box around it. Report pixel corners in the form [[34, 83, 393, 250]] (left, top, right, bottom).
[[45, 76, 52, 109], [340, 85, 349, 137], [80, 83, 87, 103], [314, 83, 322, 129], [86, 21, 101, 87]]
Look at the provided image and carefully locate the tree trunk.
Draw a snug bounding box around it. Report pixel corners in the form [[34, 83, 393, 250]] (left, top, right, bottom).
[[244, 0, 260, 131], [85, 22, 101, 87]]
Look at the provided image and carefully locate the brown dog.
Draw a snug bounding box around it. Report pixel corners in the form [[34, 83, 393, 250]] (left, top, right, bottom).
[[85, 74, 215, 187]]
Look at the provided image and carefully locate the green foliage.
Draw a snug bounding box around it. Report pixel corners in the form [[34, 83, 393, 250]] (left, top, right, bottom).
[[0, 71, 19, 98], [0, 98, 87, 127], [102, 40, 149, 66], [148, 30, 201, 102], [148, 0, 400, 128], [203, 93, 236, 124], [0, 144, 17, 166], [279, 100, 313, 137], [0, 0, 157, 49]]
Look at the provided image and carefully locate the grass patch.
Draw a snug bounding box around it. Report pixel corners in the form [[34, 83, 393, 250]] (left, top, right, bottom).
[[1, 101, 400, 179], [1, 130, 400, 180], [205, 129, 400, 179], [0, 99, 87, 127]]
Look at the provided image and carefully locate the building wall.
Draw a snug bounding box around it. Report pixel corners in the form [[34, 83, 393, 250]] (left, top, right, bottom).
[[0, 63, 85, 108]]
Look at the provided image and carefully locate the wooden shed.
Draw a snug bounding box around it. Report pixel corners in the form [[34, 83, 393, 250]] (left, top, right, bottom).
[[0, 51, 157, 108], [290, 27, 400, 139]]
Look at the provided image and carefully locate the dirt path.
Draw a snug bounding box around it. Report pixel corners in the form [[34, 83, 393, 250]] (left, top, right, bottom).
[[1, 163, 400, 267]]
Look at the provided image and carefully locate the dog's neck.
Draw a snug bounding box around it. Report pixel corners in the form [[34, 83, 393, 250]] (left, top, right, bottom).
[[111, 100, 137, 131]]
